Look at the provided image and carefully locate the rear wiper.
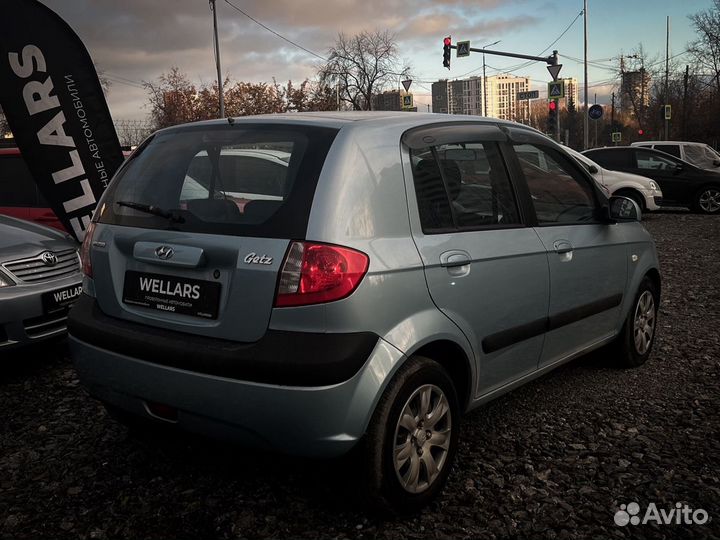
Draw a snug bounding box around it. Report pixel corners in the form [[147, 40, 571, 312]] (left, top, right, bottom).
[[116, 200, 185, 223]]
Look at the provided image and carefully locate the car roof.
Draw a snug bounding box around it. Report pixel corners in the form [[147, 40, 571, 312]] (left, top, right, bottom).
[[631, 141, 707, 146], [156, 111, 537, 135]]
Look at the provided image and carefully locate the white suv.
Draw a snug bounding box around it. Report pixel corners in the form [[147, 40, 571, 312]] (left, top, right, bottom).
[[564, 147, 663, 212], [631, 141, 720, 171]]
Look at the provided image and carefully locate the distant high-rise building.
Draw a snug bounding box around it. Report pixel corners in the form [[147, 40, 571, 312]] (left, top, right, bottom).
[[431, 74, 530, 122], [371, 90, 402, 111], [621, 69, 651, 112], [559, 77, 579, 109]]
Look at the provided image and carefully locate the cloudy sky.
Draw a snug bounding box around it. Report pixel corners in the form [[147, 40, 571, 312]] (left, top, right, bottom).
[[43, 0, 712, 120]]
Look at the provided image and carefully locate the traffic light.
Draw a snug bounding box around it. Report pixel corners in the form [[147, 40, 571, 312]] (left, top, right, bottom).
[[443, 37, 451, 69], [547, 99, 558, 133], [638, 129, 644, 136]]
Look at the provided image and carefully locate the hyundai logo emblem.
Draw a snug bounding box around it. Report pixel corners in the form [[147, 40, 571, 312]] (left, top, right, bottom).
[[40, 251, 58, 267], [155, 246, 174, 260]]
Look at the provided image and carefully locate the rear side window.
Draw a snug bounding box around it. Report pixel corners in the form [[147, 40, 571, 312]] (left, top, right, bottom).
[[0, 155, 41, 207], [410, 142, 521, 233], [654, 144, 681, 158], [97, 125, 337, 238], [514, 144, 597, 224], [685, 145, 720, 168]]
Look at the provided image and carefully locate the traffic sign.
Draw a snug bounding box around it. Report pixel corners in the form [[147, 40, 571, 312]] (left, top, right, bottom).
[[517, 90, 540, 100], [611, 132, 622, 143], [547, 64, 563, 81], [588, 104, 603, 120], [548, 81, 564, 99], [402, 79, 412, 92], [456, 41, 470, 57], [402, 94, 414, 109], [664, 104, 671, 120]]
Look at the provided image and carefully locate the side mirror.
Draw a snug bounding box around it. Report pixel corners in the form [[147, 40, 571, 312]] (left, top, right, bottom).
[[608, 196, 641, 222], [674, 163, 684, 174], [588, 165, 599, 174]]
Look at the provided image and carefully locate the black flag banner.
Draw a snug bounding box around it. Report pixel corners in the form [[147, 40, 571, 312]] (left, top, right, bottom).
[[0, 0, 124, 240]]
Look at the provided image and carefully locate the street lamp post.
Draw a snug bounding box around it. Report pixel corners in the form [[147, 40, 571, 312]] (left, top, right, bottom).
[[482, 40, 501, 117]]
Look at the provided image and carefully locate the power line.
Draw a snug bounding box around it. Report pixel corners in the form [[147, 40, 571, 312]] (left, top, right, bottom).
[[223, 0, 326, 61]]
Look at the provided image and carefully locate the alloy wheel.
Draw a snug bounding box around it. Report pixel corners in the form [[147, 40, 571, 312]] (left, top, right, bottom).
[[392, 384, 452, 494], [699, 188, 720, 213], [633, 290, 656, 355]]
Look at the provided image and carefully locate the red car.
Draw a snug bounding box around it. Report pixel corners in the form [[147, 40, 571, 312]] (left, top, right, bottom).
[[0, 147, 65, 232]]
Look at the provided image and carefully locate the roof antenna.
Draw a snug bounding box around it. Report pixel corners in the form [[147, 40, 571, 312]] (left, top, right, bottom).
[[227, 116, 235, 125]]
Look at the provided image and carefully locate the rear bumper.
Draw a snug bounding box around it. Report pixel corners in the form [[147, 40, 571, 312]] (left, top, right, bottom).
[[68, 294, 379, 386], [0, 272, 82, 349], [70, 333, 405, 457]]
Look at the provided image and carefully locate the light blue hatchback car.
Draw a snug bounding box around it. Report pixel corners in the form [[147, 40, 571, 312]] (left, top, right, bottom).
[[69, 112, 660, 511]]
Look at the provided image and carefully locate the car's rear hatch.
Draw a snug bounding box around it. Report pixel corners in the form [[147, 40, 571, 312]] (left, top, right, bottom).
[[88, 122, 338, 342]]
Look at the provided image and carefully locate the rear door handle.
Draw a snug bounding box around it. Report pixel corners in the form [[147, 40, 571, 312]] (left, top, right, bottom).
[[553, 240, 573, 254], [440, 250, 471, 268]]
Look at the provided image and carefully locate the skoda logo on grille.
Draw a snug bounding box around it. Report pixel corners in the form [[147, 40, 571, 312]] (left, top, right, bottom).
[[40, 251, 58, 267], [155, 246, 174, 260]]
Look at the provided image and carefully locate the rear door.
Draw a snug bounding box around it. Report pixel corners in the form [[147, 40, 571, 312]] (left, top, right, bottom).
[[508, 134, 627, 368], [91, 124, 337, 342], [632, 149, 687, 203], [404, 124, 549, 396]]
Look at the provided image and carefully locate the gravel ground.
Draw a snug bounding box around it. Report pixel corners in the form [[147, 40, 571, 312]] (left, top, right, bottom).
[[1, 211, 719, 540]]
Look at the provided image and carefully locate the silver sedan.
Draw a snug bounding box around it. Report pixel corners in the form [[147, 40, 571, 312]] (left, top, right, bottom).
[[0, 215, 82, 349]]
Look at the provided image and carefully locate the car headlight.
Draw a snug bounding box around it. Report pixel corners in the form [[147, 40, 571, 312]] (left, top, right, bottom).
[[649, 180, 658, 191], [0, 269, 15, 288]]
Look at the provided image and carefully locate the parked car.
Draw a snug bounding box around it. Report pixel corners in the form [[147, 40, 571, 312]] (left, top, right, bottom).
[[564, 146, 663, 212], [69, 113, 661, 511], [0, 215, 82, 349], [583, 146, 720, 214], [0, 147, 131, 233], [0, 147, 64, 231], [631, 141, 720, 171]]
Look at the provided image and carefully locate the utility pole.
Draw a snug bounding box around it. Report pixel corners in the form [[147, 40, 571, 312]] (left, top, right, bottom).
[[594, 92, 598, 147], [682, 65, 689, 139], [210, 0, 224, 118], [611, 92, 616, 144], [664, 16, 670, 140], [583, 0, 589, 150]]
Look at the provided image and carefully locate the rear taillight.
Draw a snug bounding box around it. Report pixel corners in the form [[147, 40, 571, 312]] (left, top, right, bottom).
[[79, 222, 96, 277], [275, 242, 369, 307]]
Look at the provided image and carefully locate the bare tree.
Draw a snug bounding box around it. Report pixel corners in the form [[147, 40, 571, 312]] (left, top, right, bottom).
[[318, 30, 411, 110], [688, 0, 720, 94]]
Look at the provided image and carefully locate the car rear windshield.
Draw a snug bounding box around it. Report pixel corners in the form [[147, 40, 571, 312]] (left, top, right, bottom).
[[96, 124, 338, 238]]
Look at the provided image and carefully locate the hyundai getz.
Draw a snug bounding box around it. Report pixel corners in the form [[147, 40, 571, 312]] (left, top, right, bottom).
[[69, 112, 660, 511]]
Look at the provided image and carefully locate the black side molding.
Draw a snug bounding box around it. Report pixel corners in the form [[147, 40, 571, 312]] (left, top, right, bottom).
[[481, 319, 547, 355], [482, 293, 623, 354], [68, 294, 379, 387], [548, 294, 623, 331]]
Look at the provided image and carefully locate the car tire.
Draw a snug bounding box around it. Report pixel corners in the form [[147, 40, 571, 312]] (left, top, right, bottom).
[[611, 276, 659, 368], [362, 356, 460, 514], [692, 186, 720, 214]]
